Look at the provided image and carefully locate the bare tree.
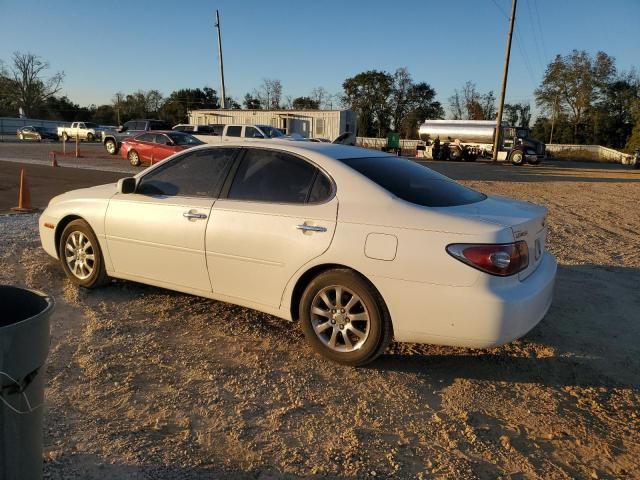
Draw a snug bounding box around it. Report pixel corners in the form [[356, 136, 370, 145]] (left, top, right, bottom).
[[8, 52, 64, 116], [257, 78, 283, 109], [311, 87, 328, 108]]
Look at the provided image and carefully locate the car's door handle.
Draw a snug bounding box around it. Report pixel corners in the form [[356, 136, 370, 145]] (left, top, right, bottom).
[[183, 211, 207, 220], [296, 224, 327, 233]]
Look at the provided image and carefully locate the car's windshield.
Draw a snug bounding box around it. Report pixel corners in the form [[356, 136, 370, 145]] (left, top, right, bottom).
[[167, 132, 204, 146], [339, 156, 486, 207], [259, 126, 285, 138]]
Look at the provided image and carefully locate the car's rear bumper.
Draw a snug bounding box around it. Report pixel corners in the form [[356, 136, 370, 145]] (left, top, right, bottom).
[[377, 252, 557, 348]]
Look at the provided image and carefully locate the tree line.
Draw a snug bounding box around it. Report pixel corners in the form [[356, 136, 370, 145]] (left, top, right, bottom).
[[1, 50, 638, 151]]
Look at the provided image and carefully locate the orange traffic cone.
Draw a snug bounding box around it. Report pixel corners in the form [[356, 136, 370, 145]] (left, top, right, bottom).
[[11, 168, 34, 213], [50, 151, 58, 167]]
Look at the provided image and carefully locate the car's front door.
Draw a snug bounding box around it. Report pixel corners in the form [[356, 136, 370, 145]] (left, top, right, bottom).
[[151, 133, 180, 162], [206, 147, 337, 308], [105, 148, 238, 292]]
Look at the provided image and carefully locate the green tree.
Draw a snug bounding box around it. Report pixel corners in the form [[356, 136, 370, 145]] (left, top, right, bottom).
[[535, 50, 616, 142], [292, 96, 319, 110], [342, 70, 393, 137], [243, 93, 261, 110], [159, 87, 220, 124]]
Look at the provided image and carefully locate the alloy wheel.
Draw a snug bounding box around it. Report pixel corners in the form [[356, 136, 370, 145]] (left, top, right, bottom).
[[310, 285, 370, 352], [64, 231, 95, 280]]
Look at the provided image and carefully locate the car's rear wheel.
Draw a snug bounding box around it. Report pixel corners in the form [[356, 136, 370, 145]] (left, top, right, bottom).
[[86, 132, 94, 142], [299, 269, 391, 366], [105, 139, 117, 155], [62, 132, 69, 142], [59, 220, 109, 289], [128, 149, 141, 166]]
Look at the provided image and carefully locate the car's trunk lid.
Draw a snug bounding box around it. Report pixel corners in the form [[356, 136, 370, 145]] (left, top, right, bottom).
[[437, 196, 548, 280]]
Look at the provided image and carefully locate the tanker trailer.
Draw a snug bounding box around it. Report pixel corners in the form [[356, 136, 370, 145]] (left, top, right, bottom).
[[418, 120, 545, 165]]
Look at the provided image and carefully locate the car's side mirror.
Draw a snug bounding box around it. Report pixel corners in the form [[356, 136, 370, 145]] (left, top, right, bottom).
[[117, 177, 136, 194], [254, 133, 265, 139]]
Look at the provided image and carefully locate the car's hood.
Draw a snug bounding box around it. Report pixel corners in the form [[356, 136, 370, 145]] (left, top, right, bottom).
[[49, 182, 117, 206]]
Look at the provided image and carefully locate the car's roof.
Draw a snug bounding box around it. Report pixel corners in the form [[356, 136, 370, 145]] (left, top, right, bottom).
[[192, 140, 387, 160]]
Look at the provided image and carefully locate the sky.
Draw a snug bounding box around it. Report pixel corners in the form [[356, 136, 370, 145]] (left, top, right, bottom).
[[0, 0, 638, 115]]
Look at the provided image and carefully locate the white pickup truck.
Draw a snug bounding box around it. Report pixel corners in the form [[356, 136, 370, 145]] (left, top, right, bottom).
[[57, 122, 102, 142], [193, 124, 294, 144]]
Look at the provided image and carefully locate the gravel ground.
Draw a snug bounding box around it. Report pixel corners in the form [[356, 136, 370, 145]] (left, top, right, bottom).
[[0, 162, 639, 479]]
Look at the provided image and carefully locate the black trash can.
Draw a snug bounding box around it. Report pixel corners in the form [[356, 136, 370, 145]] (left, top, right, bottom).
[[0, 286, 54, 480]]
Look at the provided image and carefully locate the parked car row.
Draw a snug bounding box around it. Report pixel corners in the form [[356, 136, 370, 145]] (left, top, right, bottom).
[[16, 125, 59, 141]]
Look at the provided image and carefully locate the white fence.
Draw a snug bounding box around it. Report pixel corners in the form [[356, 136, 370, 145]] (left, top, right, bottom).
[[0, 117, 70, 139], [546, 144, 633, 164]]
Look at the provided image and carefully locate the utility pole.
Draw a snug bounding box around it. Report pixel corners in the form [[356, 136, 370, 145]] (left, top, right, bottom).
[[492, 0, 517, 162], [549, 93, 559, 144], [215, 10, 227, 109]]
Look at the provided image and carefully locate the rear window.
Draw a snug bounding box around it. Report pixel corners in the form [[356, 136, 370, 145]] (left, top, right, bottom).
[[339, 156, 486, 207], [149, 120, 172, 130]]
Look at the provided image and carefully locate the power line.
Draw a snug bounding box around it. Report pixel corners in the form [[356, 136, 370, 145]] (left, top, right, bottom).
[[525, 0, 546, 73], [489, 0, 538, 85], [531, 0, 548, 61]]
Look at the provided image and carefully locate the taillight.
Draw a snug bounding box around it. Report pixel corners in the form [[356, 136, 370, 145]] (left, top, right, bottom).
[[446, 241, 529, 276]]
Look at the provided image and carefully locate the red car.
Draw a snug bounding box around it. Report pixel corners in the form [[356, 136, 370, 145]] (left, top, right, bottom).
[[120, 131, 204, 166]]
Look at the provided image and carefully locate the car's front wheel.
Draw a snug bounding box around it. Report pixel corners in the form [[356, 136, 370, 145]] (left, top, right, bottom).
[[128, 149, 141, 166], [59, 219, 109, 288], [299, 269, 391, 366], [511, 150, 524, 165], [105, 139, 117, 155]]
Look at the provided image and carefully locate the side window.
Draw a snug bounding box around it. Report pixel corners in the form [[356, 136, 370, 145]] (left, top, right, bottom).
[[153, 134, 169, 144], [227, 149, 317, 203], [123, 121, 136, 130], [308, 172, 333, 203], [226, 126, 242, 137], [244, 126, 264, 138], [137, 149, 236, 198], [137, 133, 155, 142], [78, 123, 85, 129]]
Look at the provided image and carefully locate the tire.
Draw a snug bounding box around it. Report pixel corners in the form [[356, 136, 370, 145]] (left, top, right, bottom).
[[62, 132, 69, 142], [449, 146, 463, 161], [105, 138, 117, 155], [86, 132, 94, 142], [511, 150, 524, 165], [18, 133, 24, 140], [59, 219, 109, 289], [299, 269, 391, 366], [128, 149, 141, 166], [527, 158, 541, 165]]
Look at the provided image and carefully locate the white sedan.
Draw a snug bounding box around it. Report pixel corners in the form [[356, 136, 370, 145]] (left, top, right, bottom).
[[39, 142, 556, 365]]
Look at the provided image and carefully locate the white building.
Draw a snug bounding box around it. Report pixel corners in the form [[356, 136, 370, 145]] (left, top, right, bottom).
[[188, 109, 356, 141]]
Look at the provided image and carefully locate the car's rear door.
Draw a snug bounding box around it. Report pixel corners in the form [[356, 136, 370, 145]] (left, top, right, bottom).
[[105, 148, 238, 292], [206, 147, 337, 308]]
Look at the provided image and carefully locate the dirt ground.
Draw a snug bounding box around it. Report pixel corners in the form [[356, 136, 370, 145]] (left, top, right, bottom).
[[0, 159, 639, 479]]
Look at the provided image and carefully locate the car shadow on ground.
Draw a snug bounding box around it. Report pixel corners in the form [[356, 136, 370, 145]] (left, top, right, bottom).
[[372, 264, 640, 391]]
